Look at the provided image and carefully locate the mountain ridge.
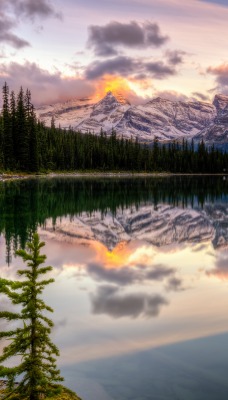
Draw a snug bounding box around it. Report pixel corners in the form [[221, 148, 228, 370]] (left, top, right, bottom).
[[36, 92, 228, 146]]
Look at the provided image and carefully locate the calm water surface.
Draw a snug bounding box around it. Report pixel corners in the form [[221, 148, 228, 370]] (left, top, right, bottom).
[[0, 176, 228, 400]]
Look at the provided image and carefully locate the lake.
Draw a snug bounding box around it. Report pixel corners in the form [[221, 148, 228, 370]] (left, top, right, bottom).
[[0, 176, 228, 400]]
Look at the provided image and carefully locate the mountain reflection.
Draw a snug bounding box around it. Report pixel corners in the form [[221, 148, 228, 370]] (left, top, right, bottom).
[[1, 175, 228, 383], [0, 176, 227, 263]]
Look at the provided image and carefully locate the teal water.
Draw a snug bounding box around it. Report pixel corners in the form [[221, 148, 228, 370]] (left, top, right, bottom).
[[0, 176, 228, 399]]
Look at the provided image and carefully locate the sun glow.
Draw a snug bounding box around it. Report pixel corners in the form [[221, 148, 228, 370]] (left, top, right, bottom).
[[96, 75, 134, 99], [91, 240, 132, 268]]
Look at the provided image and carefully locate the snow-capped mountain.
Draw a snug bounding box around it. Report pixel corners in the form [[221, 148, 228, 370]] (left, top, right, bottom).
[[195, 94, 228, 146], [40, 203, 228, 250], [36, 92, 228, 145]]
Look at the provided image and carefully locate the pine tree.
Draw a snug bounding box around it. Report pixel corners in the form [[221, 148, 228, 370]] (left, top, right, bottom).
[[10, 90, 17, 169], [28, 105, 39, 172], [16, 87, 29, 171], [2, 82, 14, 170], [0, 233, 63, 400]]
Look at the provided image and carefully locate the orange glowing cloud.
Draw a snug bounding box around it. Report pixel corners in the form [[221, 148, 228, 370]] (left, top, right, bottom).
[[207, 271, 228, 280], [95, 75, 132, 98], [91, 240, 132, 268], [94, 74, 146, 104]]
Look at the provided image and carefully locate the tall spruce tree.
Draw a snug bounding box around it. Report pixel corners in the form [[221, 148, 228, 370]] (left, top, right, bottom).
[[10, 90, 17, 169], [16, 87, 29, 171], [2, 82, 14, 170], [0, 233, 63, 400]]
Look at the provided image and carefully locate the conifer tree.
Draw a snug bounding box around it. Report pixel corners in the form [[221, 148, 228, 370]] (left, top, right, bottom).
[[2, 82, 14, 170], [10, 90, 17, 168], [0, 233, 63, 400], [28, 105, 39, 172], [16, 87, 29, 171]]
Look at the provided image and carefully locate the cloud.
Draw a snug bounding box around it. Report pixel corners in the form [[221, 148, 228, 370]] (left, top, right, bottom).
[[87, 21, 168, 56], [87, 263, 138, 285], [6, 0, 60, 20], [0, 1, 60, 49], [86, 262, 178, 287], [91, 285, 168, 318], [85, 56, 177, 81], [54, 317, 68, 329], [96, 75, 147, 104], [207, 63, 228, 89], [199, 0, 228, 7], [166, 276, 184, 291], [146, 265, 175, 280], [166, 50, 186, 66], [207, 252, 228, 280], [0, 62, 95, 105], [0, 15, 30, 48], [145, 61, 176, 79], [192, 92, 209, 101], [85, 56, 139, 80], [153, 89, 189, 102]]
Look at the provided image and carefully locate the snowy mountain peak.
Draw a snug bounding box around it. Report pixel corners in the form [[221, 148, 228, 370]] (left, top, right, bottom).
[[90, 91, 127, 118], [213, 94, 228, 112], [36, 92, 228, 146], [99, 91, 130, 105]]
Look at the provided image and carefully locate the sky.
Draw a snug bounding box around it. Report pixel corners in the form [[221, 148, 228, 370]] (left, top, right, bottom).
[[0, 0, 228, 105]]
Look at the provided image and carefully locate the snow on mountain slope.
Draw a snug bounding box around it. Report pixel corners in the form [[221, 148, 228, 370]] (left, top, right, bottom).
[[114, 97, 216, 141], [39, 203, 227, 250], [195, 94, 228, 144], [76, 91, 130, 133], [36, 92, 228, 144], [36, 97, 95, 128]]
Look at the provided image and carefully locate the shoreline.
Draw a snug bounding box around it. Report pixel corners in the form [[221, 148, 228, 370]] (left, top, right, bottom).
[[0, 171, 227, 181]]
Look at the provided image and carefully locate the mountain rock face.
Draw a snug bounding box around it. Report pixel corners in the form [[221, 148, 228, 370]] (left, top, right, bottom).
[[40, 203, 228, 250], [36, 92, 228, 145], [195, 94, 228, 145]]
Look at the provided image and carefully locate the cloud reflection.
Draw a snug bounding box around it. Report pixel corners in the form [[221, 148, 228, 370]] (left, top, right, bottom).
[[207, 251, 228, 280], [91, 285, 168, 318], [84, 261, 179, 288], [166, 277, 184, 291]]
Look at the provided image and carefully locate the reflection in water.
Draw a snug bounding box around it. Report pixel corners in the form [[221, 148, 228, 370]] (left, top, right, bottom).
[[91, 285, 169, 318], [0, 176, 228, 400], [0, 176, 227, 258]]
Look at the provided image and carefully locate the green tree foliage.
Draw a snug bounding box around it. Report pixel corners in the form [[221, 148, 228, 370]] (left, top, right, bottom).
[[0, 83, 227, 173], [0, 233, 63, 399], [2, 82, 14, 170]]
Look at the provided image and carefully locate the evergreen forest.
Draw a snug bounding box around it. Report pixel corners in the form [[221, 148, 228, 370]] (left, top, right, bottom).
[[0, 83, 227, 173]]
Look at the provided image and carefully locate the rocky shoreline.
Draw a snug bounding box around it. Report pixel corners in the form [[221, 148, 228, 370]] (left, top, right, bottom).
[[0, 171, 227, 182]]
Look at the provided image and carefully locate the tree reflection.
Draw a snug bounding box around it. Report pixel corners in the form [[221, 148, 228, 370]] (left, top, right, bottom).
[[0, 175, 227, 263]]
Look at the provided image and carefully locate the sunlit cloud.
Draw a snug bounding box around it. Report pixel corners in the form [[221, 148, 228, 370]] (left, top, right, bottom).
[[152, 89, 189, 102], [0, 61, 95, 105], [192, 91, 209, 101], [94, 74, 145, 103], [207, 63, 228, 92]]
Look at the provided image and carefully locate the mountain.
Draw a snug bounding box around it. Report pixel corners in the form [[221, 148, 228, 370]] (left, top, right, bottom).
[[36, 92, 228, 146], [195, 94, 228, 148], [40, 203, 228, 250]]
